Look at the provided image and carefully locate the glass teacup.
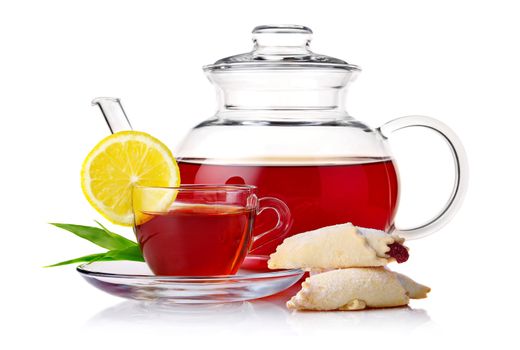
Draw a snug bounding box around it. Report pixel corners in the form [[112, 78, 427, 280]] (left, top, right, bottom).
[[132, 184, 291, 276]]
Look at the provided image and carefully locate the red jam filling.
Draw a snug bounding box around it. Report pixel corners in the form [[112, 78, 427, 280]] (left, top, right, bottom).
[[387, 242, 409, 263]]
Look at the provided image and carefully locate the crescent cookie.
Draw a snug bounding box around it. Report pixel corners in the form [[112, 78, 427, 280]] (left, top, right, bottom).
[[287, 267, 430, 311], [268, 223, 406, 270]]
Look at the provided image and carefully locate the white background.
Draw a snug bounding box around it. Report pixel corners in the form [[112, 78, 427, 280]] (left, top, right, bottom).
[[1, 0, 518, 349]]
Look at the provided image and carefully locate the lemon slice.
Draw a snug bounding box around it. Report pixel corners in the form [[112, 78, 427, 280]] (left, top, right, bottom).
[[81, 131, 180, 226]]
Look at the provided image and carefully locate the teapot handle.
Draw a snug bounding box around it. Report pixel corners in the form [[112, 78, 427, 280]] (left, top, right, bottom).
[[377, 116, 468, 240]]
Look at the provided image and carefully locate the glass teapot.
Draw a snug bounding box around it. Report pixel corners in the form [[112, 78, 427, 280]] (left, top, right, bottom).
[[94, 25, 468, 270]]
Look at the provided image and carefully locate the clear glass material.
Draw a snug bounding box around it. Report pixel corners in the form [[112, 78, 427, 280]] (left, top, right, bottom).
[[77, 261, 303, 304], [92, 24, 468, 270], [92, 97, 132, 133], [131, 185, 291, 276]]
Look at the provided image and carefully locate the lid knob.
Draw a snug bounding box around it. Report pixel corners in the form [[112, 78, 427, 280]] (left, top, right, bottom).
[[204, 25, 359, 71], [252, 25, 312, 56]]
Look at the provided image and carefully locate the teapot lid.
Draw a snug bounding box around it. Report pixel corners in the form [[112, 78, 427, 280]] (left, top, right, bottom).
[[204, 25, 360, 72]]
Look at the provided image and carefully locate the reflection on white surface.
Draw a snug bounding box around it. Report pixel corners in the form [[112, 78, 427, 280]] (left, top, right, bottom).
[[85, 285, 433, 335], [285, 306, 432, 334]]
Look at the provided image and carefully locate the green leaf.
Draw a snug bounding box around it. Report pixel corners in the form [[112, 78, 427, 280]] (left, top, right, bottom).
[[94, 221, 137, 248], [103, 245, 144, 262], [50, 223, 137, 250], [45, 222, 144, 268], [44, 246, 144, 268]]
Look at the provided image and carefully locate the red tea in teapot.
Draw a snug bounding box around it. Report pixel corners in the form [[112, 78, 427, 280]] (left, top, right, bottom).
[[178, 157, 399, 269]]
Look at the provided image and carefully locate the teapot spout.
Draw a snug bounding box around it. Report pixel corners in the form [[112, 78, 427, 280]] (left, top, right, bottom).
[[92, 97, 133, 134]]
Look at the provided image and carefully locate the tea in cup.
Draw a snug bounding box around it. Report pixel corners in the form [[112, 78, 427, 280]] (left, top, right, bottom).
[[132, 185, 291, 276]]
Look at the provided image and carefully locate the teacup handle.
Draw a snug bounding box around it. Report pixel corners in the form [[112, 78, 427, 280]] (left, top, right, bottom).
[[249, 197, 292, 253], [377, 115, 469, 240]]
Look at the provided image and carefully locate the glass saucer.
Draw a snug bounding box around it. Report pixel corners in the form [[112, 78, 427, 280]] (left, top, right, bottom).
[[77, 261, 304, 304]]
